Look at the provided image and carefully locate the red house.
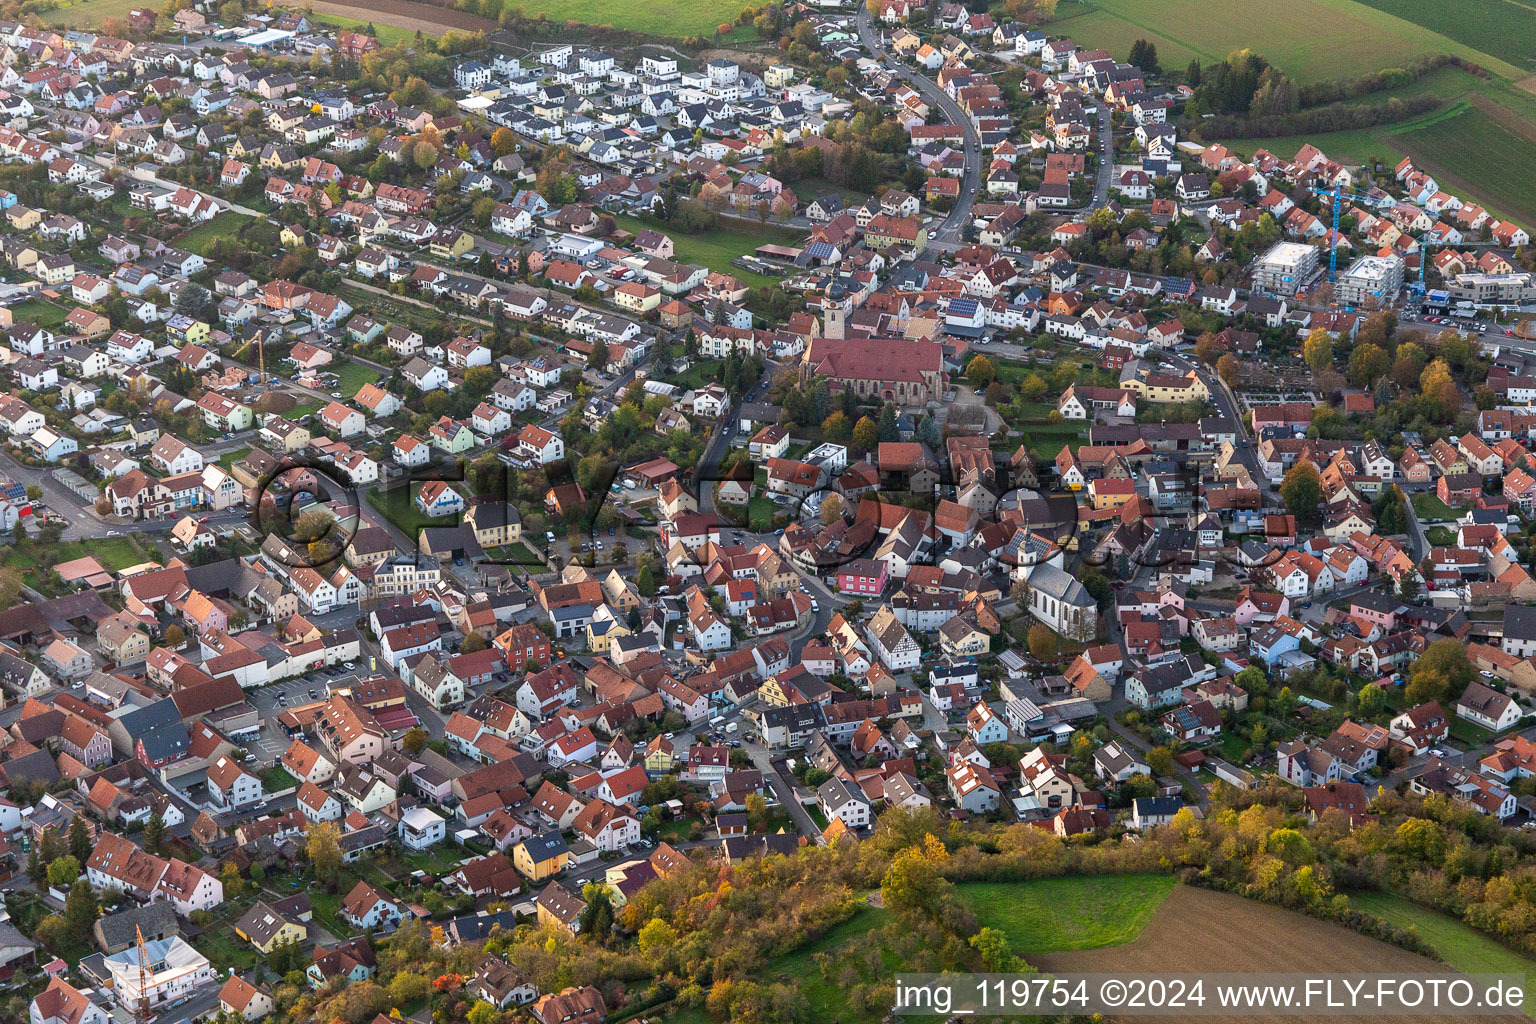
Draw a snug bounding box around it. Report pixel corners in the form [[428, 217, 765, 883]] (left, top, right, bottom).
[[1437, 471, 1482, 507], [838, 558, 889, 596], [495, 622, 552, 668]]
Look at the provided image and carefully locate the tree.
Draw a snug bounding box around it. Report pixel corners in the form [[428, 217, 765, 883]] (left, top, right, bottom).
[[402, 727, 429, 755], [1026, 624, 1059, 661], [1126, 39, 1160, 76], [1373, 486, 1409, 535], [164, 624, 186, 648], [1280, 460, 1323, 522], [305, 820, 343, 885], [877, 403, 900, 442], [460, 631, 488, 654], [1406, 638, 1474, 706], [852, 416, 879, 452], [965, 355, 997, 389], [142, 810, 163, 859], [745, 793, 770, 832], [1216, 353, 1241, 387], [1420, 358, 1461, 420], [1347, 342, 1389, 386], [579, 883, 615, 939], [820, 493, 846, 525], [68, 814, 93, 863], [1193, 332, 1224, 365], [64, 877, 97, 942], [1302, 328, 1333, 372], [588, 339, 610, 371], [0, 567, 24, 610], [46, 855, 79, 889], [1147, 746, 1175, 777], [220, 861, 244, 900], [822, 411, 850, 440], [1355, 683, 1388, 717], [490, 127, 515, 156], [637, 917, 677, 961], [969, 927, 1021, 971], [26, 847, 42, 885]]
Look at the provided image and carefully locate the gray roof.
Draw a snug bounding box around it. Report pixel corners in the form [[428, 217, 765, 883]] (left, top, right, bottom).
[[94, 902, 179, 951], [1027, 563, 1093, 607]]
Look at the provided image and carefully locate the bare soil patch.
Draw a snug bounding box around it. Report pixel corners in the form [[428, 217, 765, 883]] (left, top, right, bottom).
[[307, 0, 494, 35], [1031, 886, 1525, 1024], [255, 392, 297, 415]]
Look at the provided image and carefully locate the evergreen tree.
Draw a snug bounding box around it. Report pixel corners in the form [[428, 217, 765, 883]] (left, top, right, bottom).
[[876, 402, 900, 442], [142, 813, 164, 856], [1186, 58, 1202, 87], [64, 878, 97, 943], [68, 815, 92, 863]]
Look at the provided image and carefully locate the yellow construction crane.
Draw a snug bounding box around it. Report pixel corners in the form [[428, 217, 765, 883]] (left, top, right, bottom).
[[135, 925, 150, 1024]]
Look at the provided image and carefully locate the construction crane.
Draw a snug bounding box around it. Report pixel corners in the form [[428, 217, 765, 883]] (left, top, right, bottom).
[[135, 925, 150, 1024], [1305, 182, 1384, 283]]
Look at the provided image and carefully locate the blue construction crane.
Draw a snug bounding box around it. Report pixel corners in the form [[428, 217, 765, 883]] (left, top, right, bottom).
[[1304, 182, 1384, 283]]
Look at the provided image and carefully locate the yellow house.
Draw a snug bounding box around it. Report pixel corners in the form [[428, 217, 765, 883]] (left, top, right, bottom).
[[170, 318, 211, 346], [280, 225, 308, 248], [464, 502, 521, 547], [764, 63, 795, 88], [758, 674, 794, 708], [644, 735, 676, 772], [6, 207, 40, 232], [601, 570, 639, 613], [939, 619, 990, 658], [1088, 478, 1136, 511], [514, 833, 570, 882], [234, 903, 308, 954], [1121, 369, 1209, 404], [613, 281, 661, 313], [586, 618, 631, 654], [430, 230, 476, 260]]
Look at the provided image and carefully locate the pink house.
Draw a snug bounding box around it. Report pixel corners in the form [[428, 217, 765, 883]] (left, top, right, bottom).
[[1232, 587, 1289, 626], [838, 558, 889, 596], [180, 590, 227, 635], [1250, 402, 1314, 433]]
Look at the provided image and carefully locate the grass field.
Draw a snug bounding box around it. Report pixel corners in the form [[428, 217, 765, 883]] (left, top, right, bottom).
[[1345, 0, 1536, 74], [367, 485, 444, 541], [176, 212, 258, 258], [2, 536, 159, 577], [46, 0, 142, 28], [1412, 491, 1463, 522], [310, 11, 428, 46], [9, 298, 71, 329], [1051, 0, 1523, 82], [960, 875, 1177, 954], [612, 214, 797, 288], [1352, 892, 1536, 1016], [333, 360, 382, 397], [467, 0, 745, 37]]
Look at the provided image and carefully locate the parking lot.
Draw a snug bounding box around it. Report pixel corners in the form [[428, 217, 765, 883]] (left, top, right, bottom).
[[244, 664, 364, 765]]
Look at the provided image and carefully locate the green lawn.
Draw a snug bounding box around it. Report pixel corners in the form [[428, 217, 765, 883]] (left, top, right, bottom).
[[177, 212, 258, 257], [1411, 491, 1462, 523], [666, 358, 726, 391], [471, 0, 746, 37], [367, 485, 445, 541], [402, 846, 466, 875], [332, 360, 382, 397], [1424, 525, 1456, 546], [260, 766, 298, 792], [765, 906, 893, 1024], [1352, 892, 1536, 1016], [1054, 0, 1522, 81], [3, 536, 159, 574], [612, 214, 800, 288], [959, 875, 1178, 954], [218, 446, 252, 470], [9, 298, 71, 328], [747, 496, 775, 532]]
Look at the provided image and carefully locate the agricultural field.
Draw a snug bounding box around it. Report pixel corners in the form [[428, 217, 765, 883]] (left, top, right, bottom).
[[309, 11, 431, 46], [1051, 0, 1522, 83], [1033, 886, 1475, 1024], [1352, 892, 1536, 1017], [1390, 99, 1536, 229], [471, 0, 747, 38], [1345, 0, 1536, 75], [961, 874, 1177, 953]]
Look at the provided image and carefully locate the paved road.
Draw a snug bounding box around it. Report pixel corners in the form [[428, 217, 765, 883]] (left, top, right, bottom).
[[855, 6, 979, 247], [745, 740, 822, 841]]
